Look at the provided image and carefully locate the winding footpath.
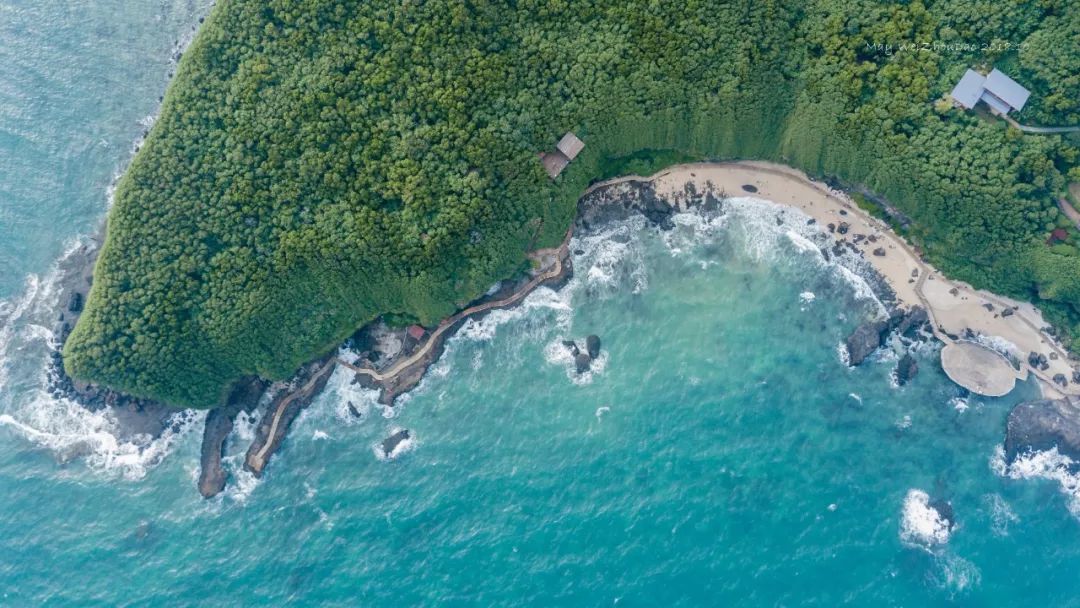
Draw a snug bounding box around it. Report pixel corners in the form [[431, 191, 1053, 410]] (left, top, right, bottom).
[[249, 360, 336, 471], [1002, 116, 1080, 134], [338, 231, 571, 382]]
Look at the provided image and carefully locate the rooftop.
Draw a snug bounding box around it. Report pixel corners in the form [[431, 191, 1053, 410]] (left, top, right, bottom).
[[949, 68, 1031, 114], [556, 132, 585, 160]]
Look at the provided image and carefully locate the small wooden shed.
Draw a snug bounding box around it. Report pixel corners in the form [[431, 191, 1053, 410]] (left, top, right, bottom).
[[540, 132, 585, 179]]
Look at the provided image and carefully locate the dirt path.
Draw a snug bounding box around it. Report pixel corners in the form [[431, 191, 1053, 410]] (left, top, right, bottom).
[[338, 230, 572, 383], [248, 360, 336, 471]]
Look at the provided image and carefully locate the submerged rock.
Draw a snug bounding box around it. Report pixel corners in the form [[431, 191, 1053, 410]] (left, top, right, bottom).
[[1005, 399, 1080, 462], [895, 353, 919, 385], [562, 340, 580, 357]]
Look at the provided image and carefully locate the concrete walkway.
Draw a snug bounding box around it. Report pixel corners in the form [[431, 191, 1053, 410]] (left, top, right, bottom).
[[1003, 116, 1080, 134], [338, 231, 571, 383]]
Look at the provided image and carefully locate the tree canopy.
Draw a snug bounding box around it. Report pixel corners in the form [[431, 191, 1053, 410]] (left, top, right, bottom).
[[65, 0, 1080, 407]]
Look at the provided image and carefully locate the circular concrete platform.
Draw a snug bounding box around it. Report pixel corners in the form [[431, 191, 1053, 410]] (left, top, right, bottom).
[[940, 341, 1017, 397]]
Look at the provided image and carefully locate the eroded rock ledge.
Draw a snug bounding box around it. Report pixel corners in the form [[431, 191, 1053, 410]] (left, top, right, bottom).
[[1006, 398, 1080, 463]]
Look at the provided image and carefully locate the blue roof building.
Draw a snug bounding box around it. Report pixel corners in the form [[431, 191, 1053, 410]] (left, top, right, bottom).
[[949, 68, 1031, 115]]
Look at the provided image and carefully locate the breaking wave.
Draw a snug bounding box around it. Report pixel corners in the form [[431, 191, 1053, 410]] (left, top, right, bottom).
[[900, 488, 953, 549], [992, 445, 1080, 518]]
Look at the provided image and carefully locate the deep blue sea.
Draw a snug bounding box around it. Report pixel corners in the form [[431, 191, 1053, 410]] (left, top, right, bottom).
[[5, 2, 1080, 605]]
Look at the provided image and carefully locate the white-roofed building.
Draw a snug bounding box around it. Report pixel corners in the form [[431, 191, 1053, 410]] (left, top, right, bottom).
[[949, 68, 1031, 115]]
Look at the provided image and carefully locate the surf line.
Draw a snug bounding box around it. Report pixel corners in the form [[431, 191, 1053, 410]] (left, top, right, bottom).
[[337, 229, 572, 397]]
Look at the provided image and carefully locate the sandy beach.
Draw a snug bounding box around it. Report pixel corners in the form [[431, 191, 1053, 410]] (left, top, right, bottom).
[[590, 160, 1079, 398]]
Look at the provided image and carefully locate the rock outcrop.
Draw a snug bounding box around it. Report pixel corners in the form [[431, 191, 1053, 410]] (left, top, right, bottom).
[[381, 429, 411, 458], [586, 335, 602, 359], [1005, 398, 1080, 462], [844, 307, 929, 366], [198, 378, 265, 498], [895, 353, 919, 386], [845, 320, 889, 366]]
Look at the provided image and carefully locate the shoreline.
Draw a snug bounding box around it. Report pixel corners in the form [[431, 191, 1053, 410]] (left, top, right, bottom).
[[39, 160, 1080, 495], [586, 161, 1079, 398]]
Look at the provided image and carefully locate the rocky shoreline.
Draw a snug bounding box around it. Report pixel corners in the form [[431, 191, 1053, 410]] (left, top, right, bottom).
[[39, 165, 1074, 497]]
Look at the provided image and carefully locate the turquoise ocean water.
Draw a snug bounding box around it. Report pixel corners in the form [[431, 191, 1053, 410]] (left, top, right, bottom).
[[5, 3, 1080, 605]]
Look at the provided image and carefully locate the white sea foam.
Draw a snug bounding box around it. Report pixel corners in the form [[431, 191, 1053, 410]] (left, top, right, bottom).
[[949, 397, 970, 413], [373, 427, 415, 461], [933, 554, 981, 594], [836, 342, 851, 366], [982, 493, 1019, 536], [0, 239, 205, 480], [312, 430, 329, 441], [971, 334, 1020, 360], [0, 401, 203, 480], [899, 488, 953, 548], [799, 291, 816, 304], [993, 446, 1080, 518], [543, 340, 609, 385], [320, 363, 379, 424]]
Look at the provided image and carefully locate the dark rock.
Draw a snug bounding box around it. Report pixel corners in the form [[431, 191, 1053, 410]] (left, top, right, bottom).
[[1051, 352, 1059, 361], [198, 378, 265, 498], [67, 291, 83, 313], [1029, 352, 1041, 368], [895, 353, 919, 386], [1006, 399, 1080, 462], [198, 408, 238, 498], [837, 222, 850, 235], [868, 235, 878, 243], [347, 401, 363, 418], [561, 340, 580, 357], [1001, 308, 1014, 317], [741, 184, 757, 193], [844, 320, 889, 366], [1073, 370, 1080, 384], [928, 499, 955, 531], [872, 247, 886, 256], [807, 218, 816, 225], [381, 429, 411, 457], [575, 353, 592, 374], [586, 335, 601, 359], [896, 306, 929, 338], [827, 223, 836, 233], [983, 303, 994, 312], [1054, 373, 1068, 387], [949, 287, 959, 296]]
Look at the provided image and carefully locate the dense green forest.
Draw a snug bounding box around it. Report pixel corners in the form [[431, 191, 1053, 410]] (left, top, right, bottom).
[[64, 0, 1080, 407]]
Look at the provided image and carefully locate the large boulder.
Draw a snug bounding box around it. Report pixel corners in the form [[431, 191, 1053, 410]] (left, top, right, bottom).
[[575, 353, 592, 374], [845, 320, 889, 366], [586, 335, 602, 359], [1005, 399, 1080, 462], [381, 429, 411, 458]]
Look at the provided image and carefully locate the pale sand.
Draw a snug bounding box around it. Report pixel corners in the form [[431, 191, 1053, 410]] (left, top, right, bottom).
[[592, 160, 1079, 397]]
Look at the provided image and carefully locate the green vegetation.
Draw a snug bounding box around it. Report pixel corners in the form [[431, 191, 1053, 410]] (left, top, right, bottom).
[[65, 0, 1080, 407]]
